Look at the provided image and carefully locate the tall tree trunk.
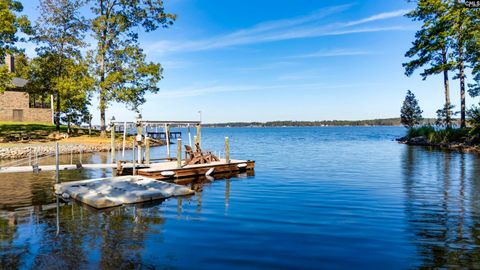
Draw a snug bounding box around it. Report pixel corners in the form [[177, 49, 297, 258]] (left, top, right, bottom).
[[442, 47, 451, 127], [460, 58, 466, 128], [457, 0, 466, 128], [99, 0, 107, 137], [55, 91, 60, 131]]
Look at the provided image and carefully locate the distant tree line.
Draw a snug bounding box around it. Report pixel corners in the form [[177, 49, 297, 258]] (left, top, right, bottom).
[[204, 118, 443, 128], [0, 0, 175, 136]]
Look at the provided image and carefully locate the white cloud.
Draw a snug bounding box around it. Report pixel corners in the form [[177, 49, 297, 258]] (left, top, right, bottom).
[[155, 82, 380, 99], [146, 7, 409, 55], [343, 9, 410, 27], [288, 49, 373, 59]]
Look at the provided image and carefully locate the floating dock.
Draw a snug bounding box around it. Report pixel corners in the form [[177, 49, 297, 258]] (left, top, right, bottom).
[[54, 175, 194, 209], [134, 159, 255, 180]]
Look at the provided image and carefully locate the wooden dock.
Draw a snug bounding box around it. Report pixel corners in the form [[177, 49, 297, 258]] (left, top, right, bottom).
[[0, 163, 149, 174], [134, 159, 255, 180], [54, 175, 194, 209]]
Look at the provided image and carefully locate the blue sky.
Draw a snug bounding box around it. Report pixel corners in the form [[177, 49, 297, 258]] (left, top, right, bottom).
[[19, 0, 479, 123]]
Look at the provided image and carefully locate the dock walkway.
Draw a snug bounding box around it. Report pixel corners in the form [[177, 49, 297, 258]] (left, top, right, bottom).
[[0, 163, 148, 173]]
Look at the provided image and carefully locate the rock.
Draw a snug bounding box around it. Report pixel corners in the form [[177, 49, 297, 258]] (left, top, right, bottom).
[[407, 136, 429, 146]]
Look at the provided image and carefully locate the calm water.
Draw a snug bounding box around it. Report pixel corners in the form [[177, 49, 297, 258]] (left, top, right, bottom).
[[1, 127, 480, 269]]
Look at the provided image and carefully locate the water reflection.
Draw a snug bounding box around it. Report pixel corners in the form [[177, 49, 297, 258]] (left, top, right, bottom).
[[402, 146, 480, 268], [0, 168, 251, 269]]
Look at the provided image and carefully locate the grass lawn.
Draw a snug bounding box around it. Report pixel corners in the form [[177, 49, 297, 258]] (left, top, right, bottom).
[[0, 121, 100, 143]]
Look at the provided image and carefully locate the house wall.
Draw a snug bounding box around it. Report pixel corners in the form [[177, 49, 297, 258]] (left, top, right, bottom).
[[0, 91, 52, 124]]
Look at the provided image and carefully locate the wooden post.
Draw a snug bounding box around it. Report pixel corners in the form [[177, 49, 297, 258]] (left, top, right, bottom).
[[137, 122, 142, 164], [122, 121, 127, 159], [196, 124, 201, 147], [194, 135, 198, 151], [177, 138, 182, 168], [55, 142, 60, 183], [188, 125, 192, 146], [132, 141, 136, 176], [165, 123, 170, 159], [145, 137, 150, 164], [88, 114, 92, 137], [110, 123, 115, 163], [225, 137, 230, 164]]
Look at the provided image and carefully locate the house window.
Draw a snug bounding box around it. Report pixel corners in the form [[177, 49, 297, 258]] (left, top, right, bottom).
[[13, 109, 23, 122]]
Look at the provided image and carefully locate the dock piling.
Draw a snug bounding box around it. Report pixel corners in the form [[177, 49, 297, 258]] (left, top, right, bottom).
[[225, 137, 230, 164], [177, 138, 182, 168], [136, 114, 143, 164], [122, 121, 127, 159], [196, 123, 201, 147], [132, 141, 136, 176], [55, 142, 59, 183], [165, 124, 171, 159], [110, 116, 116, 163], [146, 137, 150, 164]]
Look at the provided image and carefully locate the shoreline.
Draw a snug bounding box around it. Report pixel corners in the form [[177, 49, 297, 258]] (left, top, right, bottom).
[[397, 136, 480, 154], [0, 139, 165, 160]]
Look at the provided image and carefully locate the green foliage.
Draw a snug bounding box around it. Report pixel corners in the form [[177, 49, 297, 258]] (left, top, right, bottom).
[[0, 0, 31, 92], [403, 0, 453, 79], [0, 65, 13, 92], [401, 90, 423, 129], [407, 125, 435, 138], [407, 125, 469, 144], [31, 0, 92, 130], [0, 0, 31, 58], [436, 103, 457, 128], [89, 0, 175, 133], [467, 104, 480, 137]]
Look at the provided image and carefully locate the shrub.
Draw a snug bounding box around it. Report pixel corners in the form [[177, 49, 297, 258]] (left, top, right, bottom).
[[407, 125, 435, 138]]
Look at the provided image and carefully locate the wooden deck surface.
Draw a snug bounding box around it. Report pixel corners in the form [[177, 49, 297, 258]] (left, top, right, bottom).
[[137, 159, 255, 180]]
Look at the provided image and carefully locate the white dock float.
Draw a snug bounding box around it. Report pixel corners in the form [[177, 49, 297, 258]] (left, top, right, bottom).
[[54, 175, 194, 209]]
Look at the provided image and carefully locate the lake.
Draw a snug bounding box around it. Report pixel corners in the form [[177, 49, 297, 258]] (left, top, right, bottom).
[[1, 126, 480, 269]]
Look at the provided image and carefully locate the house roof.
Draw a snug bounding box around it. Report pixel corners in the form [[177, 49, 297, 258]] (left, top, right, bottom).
[[12, 77, 28, 88]]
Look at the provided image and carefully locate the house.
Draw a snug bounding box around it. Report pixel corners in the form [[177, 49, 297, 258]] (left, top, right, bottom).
[[0, 54, 53, 123]]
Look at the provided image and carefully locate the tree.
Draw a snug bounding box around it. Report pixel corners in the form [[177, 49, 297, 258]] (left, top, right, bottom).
[[436, 104, 457, 128], [89, 0, 175, 136], [404, 0, 454, 125], [0, 0, 30, 92], [466, 7, 480, 98], [448, 0, 474, 128], [401, 90, 423, 129], [32, 0, 90, 131]]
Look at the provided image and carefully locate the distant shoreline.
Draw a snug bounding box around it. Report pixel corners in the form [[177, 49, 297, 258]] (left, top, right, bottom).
[[202, 118, 439, 128]]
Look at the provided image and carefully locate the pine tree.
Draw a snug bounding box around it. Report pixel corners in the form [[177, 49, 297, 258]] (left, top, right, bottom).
[[401, 90, 423, 129], [404, 0, 454, 124]]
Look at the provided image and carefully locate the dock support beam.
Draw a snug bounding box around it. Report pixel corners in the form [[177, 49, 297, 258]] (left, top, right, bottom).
[[196, 123, 201, 148], [225, 137, 230, 164], [194, 135, 198, 151], [164, 123, 171, 159], [136, 114, 143, 164], [110, 116, 116, 163], [55, 142, 59, 183], [122, 121, 127, 159], [146, 137, 150, 164], [132, 141, 136, 176], [177, 138, 182, 168]]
